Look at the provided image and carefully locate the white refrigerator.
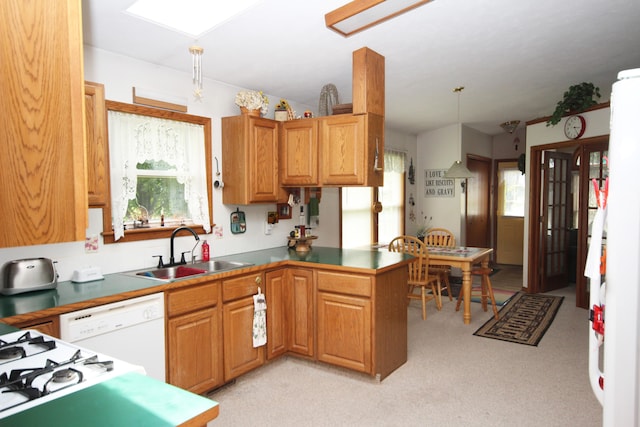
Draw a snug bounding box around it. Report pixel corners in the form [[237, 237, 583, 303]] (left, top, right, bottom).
[[597, 68, 640, 425]]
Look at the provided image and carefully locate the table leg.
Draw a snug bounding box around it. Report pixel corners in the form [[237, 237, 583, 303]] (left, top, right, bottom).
[[462, 262, 472, 324]]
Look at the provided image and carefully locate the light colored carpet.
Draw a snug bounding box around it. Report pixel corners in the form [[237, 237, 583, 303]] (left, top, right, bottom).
[[207, 283, 601, 427]]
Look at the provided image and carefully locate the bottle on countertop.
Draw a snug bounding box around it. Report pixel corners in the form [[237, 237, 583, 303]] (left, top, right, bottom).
[[202, 240, 210, 262], [299, 206, 306, 237]]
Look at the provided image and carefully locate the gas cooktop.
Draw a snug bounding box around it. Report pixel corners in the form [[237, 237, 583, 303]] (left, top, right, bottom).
[[0, 329, 144, 419]]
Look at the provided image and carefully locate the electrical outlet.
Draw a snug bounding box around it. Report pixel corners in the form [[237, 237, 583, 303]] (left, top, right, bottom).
[[265, 222, 273, 235]]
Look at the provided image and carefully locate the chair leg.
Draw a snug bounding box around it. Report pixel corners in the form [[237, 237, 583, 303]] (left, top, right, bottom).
[[484, 275, 499, 320], [420, 286, 427, 320], [455, 285, 463, 311], [480, 275, 489, 312], [443, 272, 453, 301]]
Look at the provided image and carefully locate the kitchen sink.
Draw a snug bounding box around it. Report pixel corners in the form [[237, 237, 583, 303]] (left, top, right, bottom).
[[124, 260, 253, 282]]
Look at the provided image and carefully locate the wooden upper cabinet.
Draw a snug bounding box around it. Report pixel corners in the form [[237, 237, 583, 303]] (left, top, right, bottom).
[[321, 113, 384, 187], [222, 115, 280, 204], [280, 119, 319, 186], [84, 82, 111, 207], [352, 47, 385, 117], [0, 0, 87, 248]]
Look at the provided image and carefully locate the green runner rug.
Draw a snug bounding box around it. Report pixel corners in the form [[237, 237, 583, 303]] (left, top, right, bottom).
[[473, 292, 564, 346]]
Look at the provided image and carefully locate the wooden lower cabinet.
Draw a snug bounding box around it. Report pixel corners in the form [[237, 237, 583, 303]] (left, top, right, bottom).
[[222, 273, 265, 381], [265, 268, 314, 360], [316, 267, 407, 380], [166, 281, 223, 394], [317, 288, 372, 374], [12, 316, 60, 338]]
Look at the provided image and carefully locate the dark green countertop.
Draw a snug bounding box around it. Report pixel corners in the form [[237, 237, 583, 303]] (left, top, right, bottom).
[[0, 246, 410, 320], [1, 372, 219, 426]]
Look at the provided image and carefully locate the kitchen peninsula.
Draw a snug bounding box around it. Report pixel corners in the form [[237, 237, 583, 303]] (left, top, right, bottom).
[[0, 247, 411, 422]]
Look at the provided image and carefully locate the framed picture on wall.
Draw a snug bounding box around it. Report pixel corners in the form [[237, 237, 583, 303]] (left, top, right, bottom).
[[277, 203, 292, 219]]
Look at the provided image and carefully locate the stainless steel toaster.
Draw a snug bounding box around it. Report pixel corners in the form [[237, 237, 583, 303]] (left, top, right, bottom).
[[0, 258, 58, 295]]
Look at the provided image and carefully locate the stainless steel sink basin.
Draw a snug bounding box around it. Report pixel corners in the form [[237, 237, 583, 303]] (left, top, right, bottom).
[[124, 260, 253, 282], [190, 260, 254, 272]]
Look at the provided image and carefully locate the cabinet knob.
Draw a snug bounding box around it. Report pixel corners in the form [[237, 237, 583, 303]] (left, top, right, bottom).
[[255, 276, 262, 285]]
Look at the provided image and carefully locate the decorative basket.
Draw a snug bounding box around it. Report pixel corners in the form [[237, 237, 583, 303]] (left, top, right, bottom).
[[240, 107, 261, 117]]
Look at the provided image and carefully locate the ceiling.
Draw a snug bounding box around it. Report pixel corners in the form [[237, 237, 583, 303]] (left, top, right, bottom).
[[82, 0, 640, 136]]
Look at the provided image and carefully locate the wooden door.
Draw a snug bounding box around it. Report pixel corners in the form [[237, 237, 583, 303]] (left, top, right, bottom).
[[249, 117, 279, 202], [265, 269, 287, 360], [287, 268, 314, 356], [540, 151, 572, 292], [223, 296, 265, 380], [576, 142, 609, 308], [167, 307, 222, 393], [280, 119, 319, 186], [465, 155, 491, 248]]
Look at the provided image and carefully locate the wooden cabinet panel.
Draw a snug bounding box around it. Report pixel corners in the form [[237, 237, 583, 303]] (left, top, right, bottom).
[[280, 120, 319, 186], [167, 307, 222, 393], [287, 268, 314, 357], [166, 282, 219, 317], [13, 316, 60, 338], [317, 291, 371, 373], [222, 273, 262, 302], [352, 47, 385, 116], [223, 296, 265, 380], [265, 269, 287, 360], [317, 270, 371, 297], [84, 81, 110, 207], [0, 0, 87, 247], [320, 113, 384, 187], [222, 115, 280, 204]]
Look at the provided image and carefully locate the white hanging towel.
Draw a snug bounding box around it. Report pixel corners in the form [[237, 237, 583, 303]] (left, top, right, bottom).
[[252, 287, 267, 348]]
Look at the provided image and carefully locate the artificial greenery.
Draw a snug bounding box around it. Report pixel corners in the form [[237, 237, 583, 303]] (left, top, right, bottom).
[[546, 82, 601, 126]]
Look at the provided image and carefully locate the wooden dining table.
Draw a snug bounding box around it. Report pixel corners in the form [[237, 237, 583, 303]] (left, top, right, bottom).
[[426, 246, 494, 324]]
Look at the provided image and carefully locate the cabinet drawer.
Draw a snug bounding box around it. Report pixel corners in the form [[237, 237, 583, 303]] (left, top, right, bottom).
[[167, 282, 219, 317], [223, 273, 263, 302], [316, 271, 371, 297]]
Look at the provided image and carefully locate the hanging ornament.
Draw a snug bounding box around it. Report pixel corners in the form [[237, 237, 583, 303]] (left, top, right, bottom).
[[189, 45, 204, 101], [408, 158, 415, 185]]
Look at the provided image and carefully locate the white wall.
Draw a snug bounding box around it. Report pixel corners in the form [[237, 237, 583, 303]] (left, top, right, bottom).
[[522, 106, 611, 284], [415, 124, 461, 238], [0, 47, 416, 281]]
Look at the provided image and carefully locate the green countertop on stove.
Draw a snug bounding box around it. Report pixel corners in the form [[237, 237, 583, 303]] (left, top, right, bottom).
[[0, 246, 411, 319], [1, 372, 219, 426]]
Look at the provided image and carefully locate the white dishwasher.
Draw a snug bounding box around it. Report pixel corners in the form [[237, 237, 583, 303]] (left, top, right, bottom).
[[60, 292, 166, 382]]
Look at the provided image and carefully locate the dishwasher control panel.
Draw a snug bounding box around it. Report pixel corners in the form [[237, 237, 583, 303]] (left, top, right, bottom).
[[60, 293, 164, 342]]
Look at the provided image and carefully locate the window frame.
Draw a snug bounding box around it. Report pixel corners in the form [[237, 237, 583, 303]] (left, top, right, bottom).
[[102, 101, 213, 244]]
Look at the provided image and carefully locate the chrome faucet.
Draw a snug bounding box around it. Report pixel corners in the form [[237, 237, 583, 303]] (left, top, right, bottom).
[[169, 226, 200, 265]]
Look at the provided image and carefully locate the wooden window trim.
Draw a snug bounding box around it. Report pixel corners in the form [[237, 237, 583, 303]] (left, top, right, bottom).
[[102, 101, 213, 244]]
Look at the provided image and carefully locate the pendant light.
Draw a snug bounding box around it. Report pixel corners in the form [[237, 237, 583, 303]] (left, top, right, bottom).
[[444, 86, 473, 186]]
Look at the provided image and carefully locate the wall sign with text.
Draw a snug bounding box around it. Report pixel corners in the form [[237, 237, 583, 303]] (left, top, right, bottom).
[[424, 169, 454, 197]]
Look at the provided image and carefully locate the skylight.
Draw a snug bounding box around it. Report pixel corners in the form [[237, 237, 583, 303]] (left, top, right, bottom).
[[125, 0, 262, 38]]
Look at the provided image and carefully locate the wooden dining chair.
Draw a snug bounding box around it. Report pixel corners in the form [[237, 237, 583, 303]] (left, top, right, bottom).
[[389, 236, 442, 320], [423, 228, 455, 302]]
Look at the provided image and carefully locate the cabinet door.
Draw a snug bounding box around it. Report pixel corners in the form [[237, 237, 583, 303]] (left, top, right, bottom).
[[84, 81, 110, 207], [223, 296, 265, 380], [265, 269, 287, 360], [280, 120, 319, 186], [167, 307, 223, 394], [287, 268, 314, 357], [317, 292, 371, 374], [321, 115, 366, 185], [0, 0, 87, 247], [249, 117, 280, 202]]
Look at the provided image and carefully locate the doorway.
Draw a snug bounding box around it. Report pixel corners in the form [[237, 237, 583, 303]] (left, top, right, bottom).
[[465, 155, 491, 248], [527, 136, 609, 308], [494, 160, 525, 265]]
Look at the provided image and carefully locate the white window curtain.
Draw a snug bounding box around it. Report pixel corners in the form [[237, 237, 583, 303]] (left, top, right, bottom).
[[378, 150, 405, 245], [108, 111, 211, 240]]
